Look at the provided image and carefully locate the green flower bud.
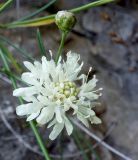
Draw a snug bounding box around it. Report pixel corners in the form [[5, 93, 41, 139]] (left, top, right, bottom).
[[55, 11, 76, 32]]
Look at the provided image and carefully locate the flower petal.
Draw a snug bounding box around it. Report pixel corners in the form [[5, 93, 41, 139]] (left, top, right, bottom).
[[26, 111, 40, 121], [37, 95, 49, 105], [16, 102, 42, 116], [36, 107, 54, 125], [79, 92, 99, 100], [64, 117, 73, 135], [79, 106, 95, 117], [55, 106, 63, 123], [90, 116, 102, 124], [64, 51, 83, 81], [49, 123, 64, 140], [77, 114, 89, 127], [22, 96, 36, 102], [21, 72, 38, 85], [81, 77, 98, 92], [47, 119, 56, 128], [13, 86, 37, 97], [24, 61, 34, 71]]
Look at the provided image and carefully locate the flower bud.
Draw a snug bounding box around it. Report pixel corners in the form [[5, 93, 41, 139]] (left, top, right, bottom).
[[55, 11, 76, 32]]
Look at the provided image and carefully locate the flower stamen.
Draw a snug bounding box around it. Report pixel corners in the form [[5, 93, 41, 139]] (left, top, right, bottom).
[[54, 81, 79, 99]]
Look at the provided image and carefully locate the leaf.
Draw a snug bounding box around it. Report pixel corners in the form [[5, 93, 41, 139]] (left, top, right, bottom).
[[73, 131, 89, 160], [0, 0, 13, 13], [6, 15, 55, 28], [0, 43, 22, 73], [0, 36, 34, 61], [0, 68, 23, 83], [36, 29, 46, 56], [0, 3, 4, 8], [1, 0, 114, 28], [70, 0, 115, 13], [76, 129, 101, 160], [18, 0, 57, 21]]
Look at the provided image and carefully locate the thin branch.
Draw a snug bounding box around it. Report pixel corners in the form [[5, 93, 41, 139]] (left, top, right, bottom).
[[0, 108, 42, 156], [72, 119, 133, 160], [0, 74, 12, 84], [0, 108, 88, 159], [0, 107, 116, 159]]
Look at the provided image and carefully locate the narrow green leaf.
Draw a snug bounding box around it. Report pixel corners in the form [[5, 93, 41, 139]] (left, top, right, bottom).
[[18, 0, 57, 21], [77, 129, 101, 160], [0, 0, 14, 13], [0, 36, 34, 61], [0, 3, 4, 8], [36, 29, 46, 56], [0, 42, 22, 73], [70, 0, 115, 13], [0, 68, 23, 83], [73, 131, 89, 160], [1, 0, 114, 28], [0, 24, 6, 29], [6, 15, 55, 28]]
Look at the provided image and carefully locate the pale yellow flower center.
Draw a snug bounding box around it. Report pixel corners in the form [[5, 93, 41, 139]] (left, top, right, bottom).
[[54, 81, 79, 99]]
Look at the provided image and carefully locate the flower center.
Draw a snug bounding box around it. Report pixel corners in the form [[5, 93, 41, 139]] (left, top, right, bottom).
[[54, 81, 79, 99]]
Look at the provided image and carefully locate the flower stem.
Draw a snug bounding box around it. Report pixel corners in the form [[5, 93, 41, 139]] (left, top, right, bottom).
[[29, 122, 51, 160], [55, 31, 68, 64], [0, 49, 51, 160]]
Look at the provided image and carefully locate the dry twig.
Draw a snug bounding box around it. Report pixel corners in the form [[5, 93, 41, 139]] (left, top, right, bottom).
[[0, 107, 118, 159], [0, 74, 12, 84], [72, 119, 133, 160], [0, 108, 42, 156]]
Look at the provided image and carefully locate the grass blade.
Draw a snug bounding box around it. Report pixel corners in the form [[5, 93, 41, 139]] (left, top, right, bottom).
[[70, 0, 114, 13], [0, 0, 14, 13], [76, 129, 101, 160], [0, 3, 4, 8], [36, 29, 46, 56], [0, 42, 22, 73], [73, 131, 89, 160], [18, 0, 57, 21], [1, 0, 114, 28], [0, 68, 23, 83], [0, 36, 34, 61], [6, 15, 55, 28]]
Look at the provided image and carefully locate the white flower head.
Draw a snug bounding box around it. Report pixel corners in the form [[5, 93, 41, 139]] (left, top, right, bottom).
[[13, 51, 102, 140]]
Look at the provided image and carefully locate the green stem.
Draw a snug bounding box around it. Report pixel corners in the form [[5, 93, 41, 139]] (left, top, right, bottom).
[[29, 122, 51, 160], [55, 31, 68, 64], [0, 49, 51, 160], [0, 0, 14, 13], [71, 0, 115, 13]]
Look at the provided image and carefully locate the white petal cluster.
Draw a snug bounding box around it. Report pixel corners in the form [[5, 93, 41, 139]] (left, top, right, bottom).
[[13, 51, 102, 140]]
